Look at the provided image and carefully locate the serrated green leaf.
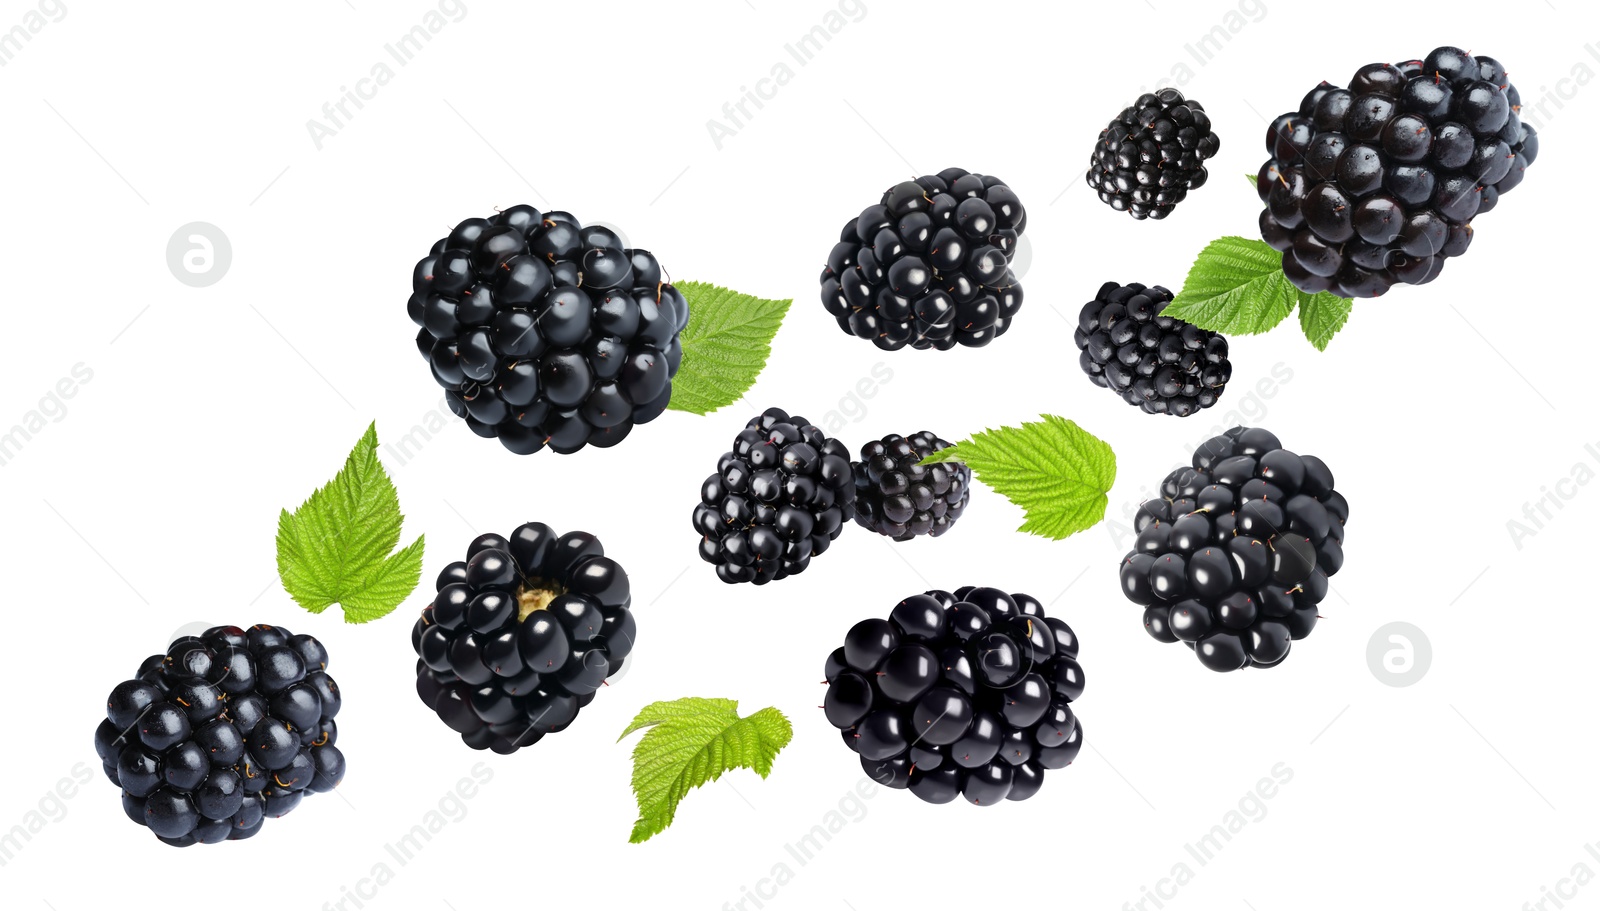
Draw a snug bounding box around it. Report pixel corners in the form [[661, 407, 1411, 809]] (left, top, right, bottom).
[[619, 697, 792, 844], [1245, 173, 1258, 187], [1296, 290, 1353, 351], [922, 415, 1116, 540], [667, 282, 791, 416], [1165, 236, 1298, 335], [276, 423, 424, 624]]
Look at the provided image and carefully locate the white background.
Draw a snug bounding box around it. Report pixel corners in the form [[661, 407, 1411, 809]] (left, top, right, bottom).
[[1, 1, 1594, 908]]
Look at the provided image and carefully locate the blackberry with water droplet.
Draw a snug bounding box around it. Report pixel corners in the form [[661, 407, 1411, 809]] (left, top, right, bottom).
[[1120, 427, 1349, 671], [412, 523, 635, 752], [694, 407, 855, 584], [851, 431, 971, 541], [1259, 47, 1537, 298], [95, 625, 344, 846], [825, 588, 1085, 805], [1087, 88, 1221, 220], [409, 207, 689, 455], [1075, 281, 1231, 416], [820, 168, 1027, 350]]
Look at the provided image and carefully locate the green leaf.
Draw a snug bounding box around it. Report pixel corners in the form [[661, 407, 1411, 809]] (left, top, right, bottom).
[[1165, 236, 1298, 336], [922, 415, 1116, 540], [619, 697, 792, 844], [667, 282, 792, 415], [276, 423, 424, 624], [1245, 173, 1258, 188], [1299, 289, 1350, 350], [1296, 290, 1353, 351]]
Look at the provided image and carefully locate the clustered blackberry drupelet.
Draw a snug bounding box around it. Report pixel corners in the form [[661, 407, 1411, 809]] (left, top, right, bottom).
[[96, 625, 345, 845], [694, 408, 856, 584], [820, 169, 1027, 350], [825, 588, 1084, 805], [1075, 282, 1231, 416], [1259, 47, 1537, 297], [409, 207, 688, 454], [1086, 88, 1221, 219], [851, 431, 971, 541], [413, 523, 635, 752], [1119, 427, 1349, 671]]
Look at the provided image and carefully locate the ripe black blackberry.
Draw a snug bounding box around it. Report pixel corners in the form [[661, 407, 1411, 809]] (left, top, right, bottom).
[[694, 407, 855, 584], [824, 587, 1085, 805], [412, 523, 635, 753], [1259, 47, 1538, 298], [95, 624, 345, 846], [1086, 88, 1221, 220], [409, 207, 689, 455], [1075, 282, 1231, 417], [819, 168, 1027, 350], [1119, 427, 1349, 671], [852, 432, 971, 541]]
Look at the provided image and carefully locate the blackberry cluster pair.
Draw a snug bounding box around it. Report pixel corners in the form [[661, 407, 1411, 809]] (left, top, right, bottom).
[[413, 523, 635, 753], [1260, 46, 1538, 297], [94, 625, 345, 846], [820, 168, 1027, 350], [1075, 282, 1232, 417], [1086, 88, 1222, 219], [409, 206, 688, 454], [694, 410, 974, 584], [824, 588, 1085, 805], [1119, 427, 1349, 671]]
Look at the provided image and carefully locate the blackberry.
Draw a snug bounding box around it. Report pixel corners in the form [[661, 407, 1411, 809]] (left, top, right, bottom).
[[694, 407, 855, 584], [1086, 88, 1221, 219], [851, 432, 971, 541], [408, 207, 689, 455], [1119, 427, 1349, 671], [411, 523, 635, 753], [95, 625, 344, 846], [1075, 282, 1231, 416], [819, 168, 1027, 350], [1259, 47, 1537, 298], [825, 587, 1085, 805]]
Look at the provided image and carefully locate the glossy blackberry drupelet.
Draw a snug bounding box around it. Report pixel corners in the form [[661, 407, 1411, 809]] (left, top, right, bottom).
[[852, 432, 971, 541], [825, 588, 1085, 805], [1119, 427, 1350, 671], [409, 206, 689, 455], [1086, 88, 1221, 220], [95, 625, 345, 846], [1075, 282, 1231, 417], [412, 523, 635, 754], [820, 168, 1027, 351], [1259, 47, 1538, 298], [694, 407, 855, 584]]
